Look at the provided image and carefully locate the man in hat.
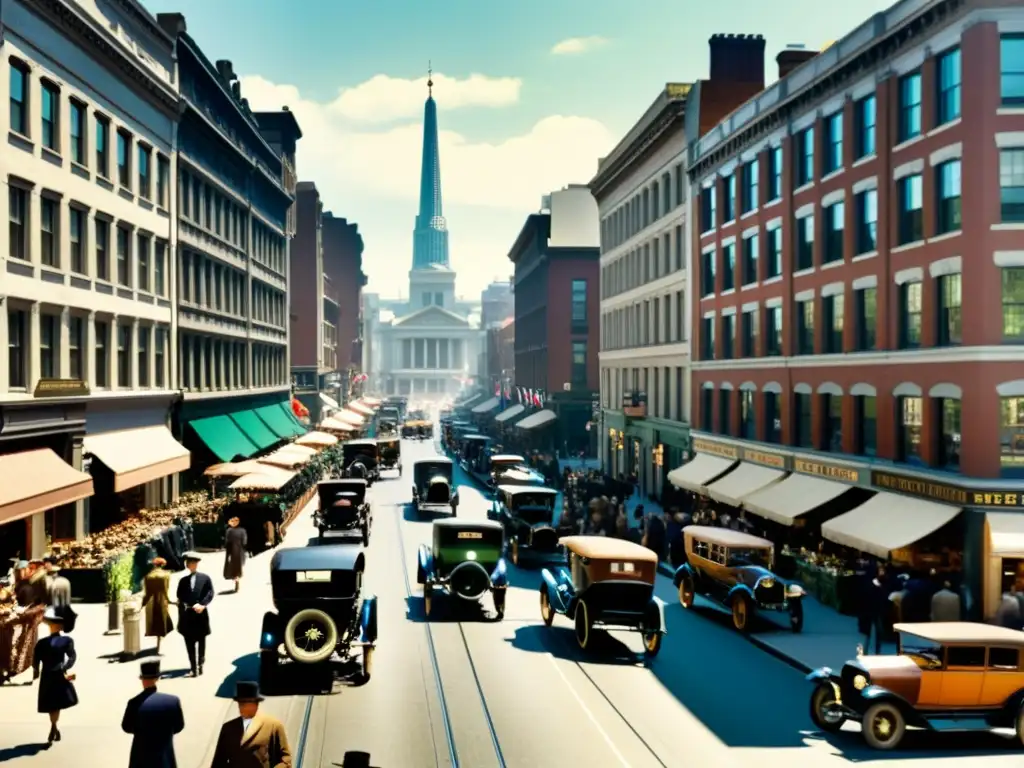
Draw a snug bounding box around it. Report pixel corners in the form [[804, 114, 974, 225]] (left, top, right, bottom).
[[13, 560, 33, 605], [175, 552, 214, 676], [122, 659, 184, 768], [45, 557, 72, 608], [27, 558, 51, 605], [211, 681, 291, 767]]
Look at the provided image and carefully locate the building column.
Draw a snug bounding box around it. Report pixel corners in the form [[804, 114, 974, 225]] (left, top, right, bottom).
[[108, 316, 119, 388], [59, 306, 70, 378], [72, 433, 86, 539], [85, 312, 96, 388], [131, 318, 140, 388], [29, 303, 41, 389], [0, 303, 8, 396], [198, 337, 207, 390], [148, 325, 157, 388]]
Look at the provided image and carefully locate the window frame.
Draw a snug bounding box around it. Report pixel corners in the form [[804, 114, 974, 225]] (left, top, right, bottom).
[[40, 79, 60, 152], [69, 98, 86, 165], [1001, 34, 1024, 107], [898, 72, 923, 143], [936, 47, 962, 125], [9, 59, 30, 136], [898, 174, 924, 245], [1000, 149, 1024, 224]]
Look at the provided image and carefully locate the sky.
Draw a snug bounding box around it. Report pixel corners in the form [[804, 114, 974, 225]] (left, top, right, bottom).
[[141, 0, 895, 300]]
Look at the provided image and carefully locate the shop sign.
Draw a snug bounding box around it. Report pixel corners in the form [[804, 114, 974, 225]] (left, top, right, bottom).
[[744, 449, 787, 469], [872, 470, 1024, 507], [622, 391, 647, 418], [795, 458, 862, 483], [34, 378, 89, 398], [692, 437, 738, 460]]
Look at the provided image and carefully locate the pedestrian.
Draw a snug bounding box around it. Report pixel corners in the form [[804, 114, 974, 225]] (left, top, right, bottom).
[[175, 552, 213, 677], [121, 659, 185, 768], [996, 584, 1023, 629], [223, 517, 248, 593], [13, 559, 33, 605], [211, 681, 292, 767], [27, 558, 51, 605], [641, 508, 667, 561], [33, 608, 78, 744], [143, 557, 174, 654], [860, 564, 890, 654], [45, 558, 71, 608], [931, 580, 961, 622]]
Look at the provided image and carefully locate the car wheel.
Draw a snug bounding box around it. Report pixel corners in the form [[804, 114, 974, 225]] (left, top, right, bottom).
[[510, 539, 520, 566], [789, 599, 804, 633], [574, 599, 591, 650], [416, 562, 425, 585], [423, 584, 434, 619], [540, 586, 554, 626], [317, 527, 325, 542], [1014, 702, 1024, 746], [678, 573, 695, 608], [259, 650, 277, 682], [862, 701, 906, 750], [810, 682, 844, 733], [731, 595, 753, 633], [361, 522, 370, 547], [283, 609, 338, 664], [361, 646, 373, 682], [642, 631, 662, 658], [493, 587, 506, 620]]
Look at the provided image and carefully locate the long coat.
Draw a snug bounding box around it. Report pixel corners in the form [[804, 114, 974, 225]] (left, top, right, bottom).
[[34, 634, 78, 713], [143, 569, 174, 638], [211, 713, 292, 767], [122, 687, 185, 768], [175, 572, 214, 638], [50, 574, 72, 607], [223, 527, 248, 579]]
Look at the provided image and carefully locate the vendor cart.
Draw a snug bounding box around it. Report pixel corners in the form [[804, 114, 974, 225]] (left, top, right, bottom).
[[0, 605, 44, 683]]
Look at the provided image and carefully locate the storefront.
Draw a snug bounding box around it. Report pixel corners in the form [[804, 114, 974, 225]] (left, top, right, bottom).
[[603, 410, 626, 478], [548, 390, 596, 457]]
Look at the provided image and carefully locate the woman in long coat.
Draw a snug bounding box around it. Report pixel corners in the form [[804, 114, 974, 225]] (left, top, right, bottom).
[[223, 517, 247, 592], [142, 558, 174, 653], [33, 609, 78, 744]]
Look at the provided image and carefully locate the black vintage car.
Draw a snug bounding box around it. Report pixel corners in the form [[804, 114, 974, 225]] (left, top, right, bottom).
[[494, 485, 561, 566], [260, 544, 378, 682], [411, 458, 458, 517], [378, 437, 401, 474], [313, 479, 371, 545], [417, 519, 508, 619], [401, 420, 433, 440], [342, 439, 379, 484]]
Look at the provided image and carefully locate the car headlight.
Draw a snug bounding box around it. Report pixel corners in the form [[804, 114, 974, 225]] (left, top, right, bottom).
[[466, 551, 477, 561], [853, 675, 868, 690], [786, 584, 805, 597], [759, 577, 775, 589]]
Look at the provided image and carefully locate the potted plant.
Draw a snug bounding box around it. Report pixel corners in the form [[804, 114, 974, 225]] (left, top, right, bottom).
[[103, 552, 133, 634]]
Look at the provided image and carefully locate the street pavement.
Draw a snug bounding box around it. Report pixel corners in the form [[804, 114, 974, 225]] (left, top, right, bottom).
[[2, 440, 1022, 766]]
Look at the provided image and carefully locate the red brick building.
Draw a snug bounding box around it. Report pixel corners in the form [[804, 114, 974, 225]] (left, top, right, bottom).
[[486, 318, 515, 390]]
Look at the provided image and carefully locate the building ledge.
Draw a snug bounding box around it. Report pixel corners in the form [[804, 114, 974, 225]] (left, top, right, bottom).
[[181, 384, 290, 402]]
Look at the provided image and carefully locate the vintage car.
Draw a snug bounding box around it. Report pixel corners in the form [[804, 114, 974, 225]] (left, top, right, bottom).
[[382, 396, 407, 422], [401, 420, 433, 440], [342, 439, 380, 483], [377, 419, 399, 438], [378, 437, 401, 474], [417, 519, 508, 619], [459, 434, 492, 475], [673, 526, 805, 633], [490, 455, 545, 489], [313, 479, 371, 545], [442, 420, 471, 452], [260, 544, 377, 682], [411, 458, 458, 516], [494, 485, 561, 566], [540, 536, 665, 658], [807, 622, 1024, 750]]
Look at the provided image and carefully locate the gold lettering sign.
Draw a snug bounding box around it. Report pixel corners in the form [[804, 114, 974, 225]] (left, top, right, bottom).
[[33, 378, 90, 398], [971, 492, 1022, 507], [872, 472, 968, 505], [666, 83, 692, 98], [795, 459, 860, 483], [743, 450, 787, 469], [692, 438, 738, 459]]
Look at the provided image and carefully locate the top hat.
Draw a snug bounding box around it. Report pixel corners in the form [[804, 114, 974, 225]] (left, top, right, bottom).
[[183, 551, 203, 562], [233, 681, 264, 702], [140, 660, 161, 679], [42, 608, 65, 624]]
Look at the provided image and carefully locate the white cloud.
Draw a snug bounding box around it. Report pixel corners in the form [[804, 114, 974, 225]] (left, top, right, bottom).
[[550, 36, 608, 55]]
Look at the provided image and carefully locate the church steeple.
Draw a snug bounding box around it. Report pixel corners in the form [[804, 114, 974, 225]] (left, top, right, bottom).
[[411, 62, 449, 270]]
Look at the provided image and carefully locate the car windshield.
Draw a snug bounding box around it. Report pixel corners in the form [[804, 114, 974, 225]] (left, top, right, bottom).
[[900, 635, 944, 668], [727, 548, 772, 568]]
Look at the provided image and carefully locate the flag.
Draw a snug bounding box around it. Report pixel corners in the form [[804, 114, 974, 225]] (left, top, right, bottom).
[[494, 381, 501, 397], [533, 391, 542, 408], [516, 387, 523, 403], [504, 383, 512, 401]]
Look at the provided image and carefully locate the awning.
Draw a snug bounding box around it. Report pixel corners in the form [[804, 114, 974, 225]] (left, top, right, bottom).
[[666, 454, 735, 492], [472, 397, 501, 414], [294, 431, 339, 448], [189, 415, 259, 462], [516, 409, 556, 430], [704, 462, 786, 506], [350, 401, 374, 416], [987, 513, 1024, 557], [742, 473, 853, 526], [0, 449, 94, 525], [337, 410, 365, 426], [459, 393, 485, 409], [822, 493, 962, 559], [84, 426, 190, 492], [281, 402, 307, 429], [362, 396, 381, 406], [319, 393, 340, 409], [255, 404, 305, 438], [319, 417, 354, 432], [229, 468, 296, 491], [495, 404, 525, 423]]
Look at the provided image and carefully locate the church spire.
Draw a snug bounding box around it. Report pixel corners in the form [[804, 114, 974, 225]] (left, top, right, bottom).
[[411, 61, 449, 270]]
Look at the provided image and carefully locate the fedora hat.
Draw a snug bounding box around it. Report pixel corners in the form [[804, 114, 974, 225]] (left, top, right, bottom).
[[183, 551, 203, 562], [233, 681, 264, 702]]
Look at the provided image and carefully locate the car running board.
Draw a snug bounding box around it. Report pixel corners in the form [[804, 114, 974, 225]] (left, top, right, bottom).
[[925, 717, 995, 732]]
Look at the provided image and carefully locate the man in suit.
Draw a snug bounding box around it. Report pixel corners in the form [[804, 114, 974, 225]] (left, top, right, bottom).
[[45, 557, 72, 607], [175, 552, 213, 676], [122, 659, 185, 768], [211, 681, 291, 767]]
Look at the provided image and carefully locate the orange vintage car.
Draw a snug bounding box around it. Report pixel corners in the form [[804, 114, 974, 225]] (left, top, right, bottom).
[[807, 622, 1024, 749]]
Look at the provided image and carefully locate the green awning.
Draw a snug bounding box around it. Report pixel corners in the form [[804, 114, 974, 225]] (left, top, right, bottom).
[[188, 415, 259, 462], [254, 404, 303, 438], [230, 410, 280, 450], [277, 402, 308, 434]]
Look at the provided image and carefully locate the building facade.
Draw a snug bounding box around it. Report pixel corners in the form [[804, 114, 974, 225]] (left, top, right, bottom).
[[485, 318, 515, 392], [688, 0, 1024, 618], [481, 280, 514, 328], [323, 211, 366, 399]]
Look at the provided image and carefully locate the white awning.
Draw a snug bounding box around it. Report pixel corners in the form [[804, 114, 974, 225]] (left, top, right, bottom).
[[666, 454, 735, 492], [987, 512, 1024, 557], [336, 410, 365, 426], [472, 396, 501, 414], [704, 462, 786, 506], [84, 426, 190, 492], [516, 409, 556, 430], [742, 473, 853, 526], [349, 401, 374, 416], [822, 493, 962, 559], [494, 404, 524, 423], [319, 393, 340, 409]]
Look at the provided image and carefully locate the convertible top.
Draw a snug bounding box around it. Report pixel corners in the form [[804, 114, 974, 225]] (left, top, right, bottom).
[[433, 518, 502, 533], [319, 478, 368, 488], [498, 485, 557, 497], [559, 535, 659, 563], [415, 457, 453, 466], [271, 544, 365, 573], [491, 454, 525, 464], [344, 439, 378, 448]]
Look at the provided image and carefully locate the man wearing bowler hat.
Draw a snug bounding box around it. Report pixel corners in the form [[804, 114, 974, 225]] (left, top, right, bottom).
[[121, 659, 185, 768], [211, 681, 291, 767], [175, 552, 214, 676]]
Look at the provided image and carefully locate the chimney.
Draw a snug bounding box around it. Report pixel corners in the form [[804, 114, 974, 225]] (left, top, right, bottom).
[[777, 45, 818, 79], [215, 59, 236, 83], [231, 81, 241, 99], [155, 12, 186, 37], [708, 33, 766, 86]]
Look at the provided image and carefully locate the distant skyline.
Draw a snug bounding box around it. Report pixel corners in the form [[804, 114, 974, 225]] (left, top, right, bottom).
[[141, 0, 895, 298]]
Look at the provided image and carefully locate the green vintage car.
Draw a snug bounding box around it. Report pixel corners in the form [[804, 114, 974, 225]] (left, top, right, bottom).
[[416, 519, 508, 619]]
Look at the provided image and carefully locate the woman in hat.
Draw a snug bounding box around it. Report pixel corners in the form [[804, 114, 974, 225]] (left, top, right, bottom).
[[142, 558, 174, 653], [32, 608, 78, 743], [222, 517, 247, 592]]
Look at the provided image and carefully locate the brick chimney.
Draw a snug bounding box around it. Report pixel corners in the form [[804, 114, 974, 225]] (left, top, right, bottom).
[[708, 33, 766, 86], [777, 45, 818, 79]]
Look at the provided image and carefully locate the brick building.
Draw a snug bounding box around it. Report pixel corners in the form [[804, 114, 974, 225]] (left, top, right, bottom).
[[485, 318, 515, 391]]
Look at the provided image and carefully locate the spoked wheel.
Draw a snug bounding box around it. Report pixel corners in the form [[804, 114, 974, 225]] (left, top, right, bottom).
[[361, 646, 374, 682], [423, 584, 434, 619], [510, 539, 520, 566], [809, 683, 844, 733], [731, 595, 752, 633], [283, 609, 338, 663], [540, 587, 554, 626], [678, 574, 695, 608], [861, 702, 906, 750], [574, 599, 591, 650]]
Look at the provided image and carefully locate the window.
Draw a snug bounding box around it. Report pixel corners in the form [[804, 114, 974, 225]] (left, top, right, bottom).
[[824, 294, 844, 353], [95, 219, 110, 281], [69, 208, 85, 274], [823, 112, 842, 174], [154, 241, 166, 296], [765, 227, 782, 279], [155, 328, 166, 388], [1000, 150, 1024, 223], [117, 324, 131, 388], [937, 273, 962, 346], [1003, 267, 1024, 341], [741, 310, 758, 357], [742, 234, 758, 286], [989, 647, 1020, 670], [1000, 396, 1024, 476], [794, 393, 812, 448], [936, 48, 961, 125], [69, 316, 83, 381], [855, 287, 877, 351], [936, 160, 961, 234], [722, 174, 736, 223], [795, 214, 814, 271], [95, 116, 109, 177], [571, 341, 587, 387], [701, 387, 714, 432], [742, 159, 758, 213], [898, 396, 924, 465], [138, 146, 150, 199], [40, 197, 57, 268], [41, 81, 59, 151], [1001, 35, 1024, 106], [854, 95, 876, 158], [7, 309, 26, 388], [740, 390, 755, 439], [855, 189, 878, 254], [137, 326, 150, 387], [94, 321, 108, 388], [898, 73, 922, 143], [898, 175, 923, 245], [768, 146, 782, 201], [722, 314, 735, 359], [700, 185, 716, 232], [796, 127, 814, 187], [157, 156, 169, 208], [938, 399, 961, 471], [117, 129, 131, 188], [571, 279, 587, 330], [9, 187, 27, 261], [69, 100, 85, 165], [701, 250, 716, 296], [9, 61, 28, 135], [765, 393, 782, 443], [722, 243, 735, 292], [719, 388, 732, 435], [822, 202, 844, 264], [701, 316, 715, 360], [822, 394, 842, 451], [855, 396, 877, 457], [900, 282, 923, 348], [796, 299, 814, 354], [766, 306, 782, 356], [117, 226, 130, 286], [137, 234, 150, 292], [39, 313, 58, 379]]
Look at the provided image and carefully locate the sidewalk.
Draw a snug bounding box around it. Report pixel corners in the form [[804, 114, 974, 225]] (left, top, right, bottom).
[[0, 496, 320, 767]]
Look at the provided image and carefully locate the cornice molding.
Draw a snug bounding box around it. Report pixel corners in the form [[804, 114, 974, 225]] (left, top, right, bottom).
[[591, 104, 686, 199]]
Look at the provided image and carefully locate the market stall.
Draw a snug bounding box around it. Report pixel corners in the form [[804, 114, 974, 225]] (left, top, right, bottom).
[[0, 601, 44, 684]]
